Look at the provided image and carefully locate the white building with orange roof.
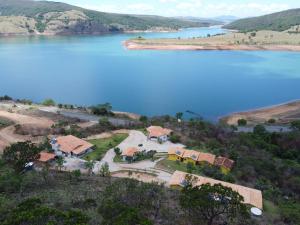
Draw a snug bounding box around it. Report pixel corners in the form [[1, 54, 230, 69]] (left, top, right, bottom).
[[182, 150, 201, 165], [36, 152, 56, 167], [169, 171, 263, 209], [50, 135, 94, 157], [147, 126, 172, 143], [121, 147, 139, 162], [198, 152, 216, 165]]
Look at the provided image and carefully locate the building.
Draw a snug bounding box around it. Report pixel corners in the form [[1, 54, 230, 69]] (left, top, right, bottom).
[[198, 152, 216, 165], [122, 147, 139, 162], [147, 126, 172, 143], [182, 150, 201, 165], [168, 147, 185, 161], [36, 152, 56, 167], [50, 135, 94, 157], [169, 171, 263, 209], [168, 148, 217, 166], [214, 156, 235, 174]]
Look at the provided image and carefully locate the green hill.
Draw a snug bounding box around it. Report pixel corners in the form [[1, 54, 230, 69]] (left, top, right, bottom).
[[0, 0, 218, 35], [224, 8, 300, 31]]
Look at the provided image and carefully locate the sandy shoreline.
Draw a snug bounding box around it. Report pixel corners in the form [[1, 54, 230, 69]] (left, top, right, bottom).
[[221, 100, 300, 125], [124, 41, 300, 51]]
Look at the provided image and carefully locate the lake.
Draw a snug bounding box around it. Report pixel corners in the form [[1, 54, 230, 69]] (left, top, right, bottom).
[[1, 26, 300, 120]]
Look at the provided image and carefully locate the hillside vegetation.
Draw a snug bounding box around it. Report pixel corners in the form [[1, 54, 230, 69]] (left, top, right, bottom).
[[224, 8, 300, 31], [0, 0, 217, 36]]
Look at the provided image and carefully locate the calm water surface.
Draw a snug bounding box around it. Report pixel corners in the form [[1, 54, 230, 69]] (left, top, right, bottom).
[[1, 27, 300, 120]]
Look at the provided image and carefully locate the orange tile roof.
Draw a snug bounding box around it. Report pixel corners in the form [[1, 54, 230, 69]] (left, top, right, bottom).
[[122, 147, 138, 157], [182, 150, 201, 161], [168, 147, 185, 157], [169, 171, 263, 209], [198, 152, 216, 165], [56, 135, 94, 155], [214, 156, 235, 170], [38, 152, 56, 162], [147, 126, 172, 138]]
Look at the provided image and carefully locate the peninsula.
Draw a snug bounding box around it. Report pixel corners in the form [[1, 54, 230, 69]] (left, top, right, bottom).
[[125, 30, 300, 51]]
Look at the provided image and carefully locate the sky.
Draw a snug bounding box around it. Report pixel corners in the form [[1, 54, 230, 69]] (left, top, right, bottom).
[[56, 0, 300, 18]]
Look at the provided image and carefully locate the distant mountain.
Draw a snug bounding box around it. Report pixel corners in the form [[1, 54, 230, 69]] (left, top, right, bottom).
[[175, 16, 223, 25], [224, 8, 300, 31], [0, 0, 210, 36], [213, 15, 239, 24]]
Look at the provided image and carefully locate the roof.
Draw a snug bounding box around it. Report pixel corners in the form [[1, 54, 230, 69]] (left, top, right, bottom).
[[147, 126, 172, 138], [169, 171, 263, 209], [182, 150, 201, 161], [122, 147, 138, 157], [214, 156, 235, 170], [37, 152, 56, 162], [56, 135, 94, 155], [198, 152, 216, 165], [168, 147, 185, 157]]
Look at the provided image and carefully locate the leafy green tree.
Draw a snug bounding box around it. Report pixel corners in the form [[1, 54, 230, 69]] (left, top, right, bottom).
[[114, 147, 121, 155], [180, 182, 248, 225], [139, 115, 148, 123], [237, 119, 247, 126], [268, 118, 276, 124], [99, 162, 110, 177], [279, 201, 300, 224], [1, 198, 89, 225], [72, 169, 81, 181], [90, 103, 113, 116], [42, 98, 56, 106], [3, 142, 41, 173], [56, 156, 65, 171], [176, 112, 184, 120], [253, 124, 267, 136], [84, 160, 95, 175], [291, 120, 300, 131]]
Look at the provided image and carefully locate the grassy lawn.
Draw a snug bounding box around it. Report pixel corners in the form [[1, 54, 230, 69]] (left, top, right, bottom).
[[264, 200, 280, 220], [156, 159, 197, 174], [83, 134, 128, 161]]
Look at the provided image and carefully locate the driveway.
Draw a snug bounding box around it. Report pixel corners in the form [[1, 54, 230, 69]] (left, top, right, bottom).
[[118, 130, 184, 153]]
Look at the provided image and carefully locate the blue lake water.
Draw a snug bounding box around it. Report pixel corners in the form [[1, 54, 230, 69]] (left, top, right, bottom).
[[1, 26, 300, 120]]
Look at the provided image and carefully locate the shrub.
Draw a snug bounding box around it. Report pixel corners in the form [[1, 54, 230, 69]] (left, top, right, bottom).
[[237, 119, 247, 126], [42, 98, 55, 106]]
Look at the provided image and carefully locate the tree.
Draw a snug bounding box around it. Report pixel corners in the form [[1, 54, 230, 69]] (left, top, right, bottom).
[[1, 198, 89, 225], [180, 182, 248, 225], [186, 162, 195, 174], [56, 156, 65, 171], [84, 160, 95, 176], [139, 116, 148, 123], [42, 98, 56, 106], [3, 142, 41, 173], [114, 147, 121, 155], [237, 119, 247, 126], [291, 120, 300, 131], [253, 124, 267, 136], [176, 112, 183, 120], [99, 162, 110, 177], [72, 169, 81, 181], [90, 103, 113, 116], [268, 118, 276, 124]]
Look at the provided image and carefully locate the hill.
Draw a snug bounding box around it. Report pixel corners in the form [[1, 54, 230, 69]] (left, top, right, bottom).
[[0, 0, 211, 36], [224, 8, 300, 31]]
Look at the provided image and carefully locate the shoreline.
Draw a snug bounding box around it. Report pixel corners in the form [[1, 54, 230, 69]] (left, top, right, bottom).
[[220, 100, 300, 125], [124, 40, 300, 52]]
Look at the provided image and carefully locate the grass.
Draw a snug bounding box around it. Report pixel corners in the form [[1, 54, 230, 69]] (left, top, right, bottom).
[[156, 159, 197, 174], [264, 200, 280, 220], [83, 134, 128, 161]]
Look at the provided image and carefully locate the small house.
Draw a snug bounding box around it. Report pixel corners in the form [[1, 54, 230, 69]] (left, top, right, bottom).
[[168, 147, 185, 161], [147, 126, 172, 143], [182, 150, 200, 165], [197, 152, 216, 165], [36, 152, 56, 167], [214, 156, 235, 174], [122, 147, 139, 162], [50, 135, 94, 157]]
